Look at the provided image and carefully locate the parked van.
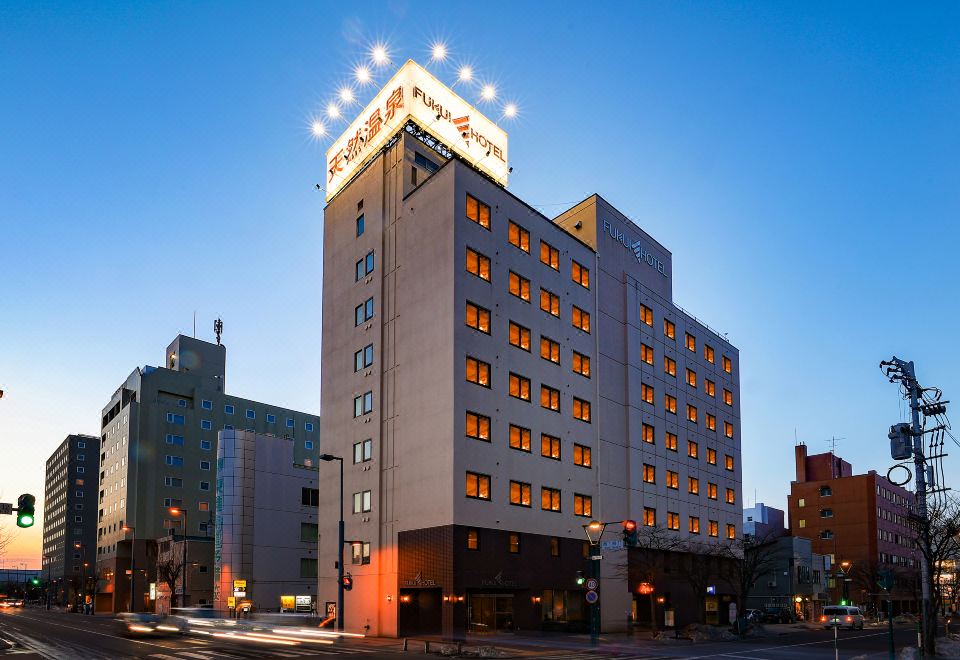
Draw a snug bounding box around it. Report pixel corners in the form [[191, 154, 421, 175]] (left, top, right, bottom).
[[821, 605, 865, 630]]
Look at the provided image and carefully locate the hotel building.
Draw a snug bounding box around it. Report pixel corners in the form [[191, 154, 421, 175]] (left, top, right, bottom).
[[318, 61, 741, 636], [94, 334, 319, 612]]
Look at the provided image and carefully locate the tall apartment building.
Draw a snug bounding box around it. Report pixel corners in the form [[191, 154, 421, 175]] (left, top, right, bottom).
[[318, 61, 741, 637], [42, 434, 100, 605], [94, 334, 319, 612], [214, 430, 321, 613], [788, 443, 918, 614]]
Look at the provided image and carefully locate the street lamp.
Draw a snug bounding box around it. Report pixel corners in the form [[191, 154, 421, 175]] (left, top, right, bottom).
[[838, 560, 853, 605], [169, 508, 188, 607], [319, 454, 345, 631], [581, 520, 607, 646], [121, 525, 136, 612]]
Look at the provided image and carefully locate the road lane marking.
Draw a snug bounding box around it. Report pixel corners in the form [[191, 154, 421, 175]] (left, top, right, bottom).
[[683, 631, 890, 659], [1, 612, 182, 651]]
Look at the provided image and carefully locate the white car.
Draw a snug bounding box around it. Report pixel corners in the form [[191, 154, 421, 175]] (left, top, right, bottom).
[[821, 606, 864, 630]]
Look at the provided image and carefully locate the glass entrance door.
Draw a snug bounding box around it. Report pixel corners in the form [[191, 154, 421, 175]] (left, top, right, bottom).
[[469, 594, 514, 633]]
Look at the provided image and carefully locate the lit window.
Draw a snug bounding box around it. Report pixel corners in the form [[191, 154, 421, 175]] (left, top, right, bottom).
[[688, 440, 699, 459], [666, 470, 679, 489], [540, 288, 560, 317], [799, 498, 806, 507], [509, 533, 521, 553], [572, 306, 590, 333], [664, 319, 675, 339], [572, 351, 591, 377], [541, 487, 561, 512], [709, 520, 719, 537], [665, 394, 677, 414], [686, 404, 698, 423], [799, 519, 806, 528], [465, 411, 491, 442], [642, 423, 655, 444], [685, 332, 696, 352], [643, 507, 656, 527], [466, 193, 491, 229], [466, 302, 491, 334], [664, 356, 676, 376], [726, 524, 736, 540], [572, 397, 591, 423], [465, 356, 491, 388], [725, 455, 735, 471], [540, 385, 560, 412], [509, 424, 531, 452], [509, 321, 531, 351], [465, 472, 491, 500], [467, 528, 479, 550], [540, 336, 560, 364], [574, 494, 592, 517], [640, 305, 653, 327], [571, 260, 589, 288], [707, 483, 718, 500], [642, 383, 654, 405], [706, 414, 717, 431], [550, 537, 560, 557], [724, 422, 734, 439], [688, 476, 700, 495], [510, 481, 532, 507], [641, 343, 654, 366], [726, 488, 736, 505], [686, 369, 697, 388], [508, 271, 531, 302], [707, 447, 717, 465], [723, 389, 733, 406], [668, 512, 680, 531], [723, 356, 732, 373], [509, 373, 531, 401], [540, 241, 559, 270], [665, 432, 678, 451], [573, 444, 591, 468], [705, 379, 716, 397], [466, 247, 491, 281], [540, 434, 561, 460], [508, 220, 530, 252], [689, 516, 700, 534], [643, 464, 656, 484]]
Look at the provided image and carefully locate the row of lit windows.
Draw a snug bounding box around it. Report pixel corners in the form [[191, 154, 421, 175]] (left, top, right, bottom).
[[464, 362, 592, 422], [465, 471, 592, 516], [467, 194, 592, 292], [465, 411, 592, 467], [641, 464, 736, 503], [639, 387, 735, 438], [639, 304, 733, 374], [640, 426, 734, 469]]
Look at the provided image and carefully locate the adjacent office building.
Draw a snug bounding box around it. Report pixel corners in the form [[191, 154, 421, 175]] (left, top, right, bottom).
[[94, 334, 319, 612], [318, 61, 741, 636], [788, 443, 918, 613], [42, 434, 100, 605], [214, 430, 321, 613]]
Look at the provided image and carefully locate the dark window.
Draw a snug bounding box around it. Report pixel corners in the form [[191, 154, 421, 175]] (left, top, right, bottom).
[[301, 488, 319, 507]]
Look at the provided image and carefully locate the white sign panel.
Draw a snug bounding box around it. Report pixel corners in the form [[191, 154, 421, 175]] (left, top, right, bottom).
[[601, 539, 625, 551], [326, 60, 509, 201]]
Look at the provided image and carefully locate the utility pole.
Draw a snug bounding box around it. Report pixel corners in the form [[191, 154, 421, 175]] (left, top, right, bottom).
[[881, 357, 945, 655]]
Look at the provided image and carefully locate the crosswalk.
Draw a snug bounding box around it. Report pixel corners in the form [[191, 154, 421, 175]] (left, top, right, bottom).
[[147, 644, 381, 659]]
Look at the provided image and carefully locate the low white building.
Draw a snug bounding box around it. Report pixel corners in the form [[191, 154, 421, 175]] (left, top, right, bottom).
[[214, 430, 320, 613]]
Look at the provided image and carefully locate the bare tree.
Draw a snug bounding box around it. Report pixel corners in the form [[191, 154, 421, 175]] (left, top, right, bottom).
[[719, 531, 781, 619], [621, 525, 686, 633], [157, 556, 183, 609], [681, 541, 726, 624]]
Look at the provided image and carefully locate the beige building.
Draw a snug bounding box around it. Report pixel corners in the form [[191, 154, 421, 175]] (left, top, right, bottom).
[[318, 75, 740, 638], [94, 334, 319, 612]]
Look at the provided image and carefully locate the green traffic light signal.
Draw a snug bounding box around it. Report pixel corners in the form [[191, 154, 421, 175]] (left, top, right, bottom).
[[16, 494, 36, 528], [575, 570, 586, 586], [31, 578, 39, 586]]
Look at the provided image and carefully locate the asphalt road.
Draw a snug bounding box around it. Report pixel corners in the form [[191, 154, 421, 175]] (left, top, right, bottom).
[[0, 609, 925, 660], [0, 608, 418, 659]]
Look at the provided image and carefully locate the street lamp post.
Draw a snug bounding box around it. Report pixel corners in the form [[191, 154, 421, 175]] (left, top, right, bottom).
[[122, 525, 136, 612], [839, 561, 853, 605], [74, 542, 87, 613], [170, 508, 188, 607], [42, 555, 51, 610], [582, 520, 607, 647], [319, 454, 344, 631]]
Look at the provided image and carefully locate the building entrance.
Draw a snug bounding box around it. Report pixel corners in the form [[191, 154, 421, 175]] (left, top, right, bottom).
[[468, 594, 514, 633], [398, 588, 442, 636]]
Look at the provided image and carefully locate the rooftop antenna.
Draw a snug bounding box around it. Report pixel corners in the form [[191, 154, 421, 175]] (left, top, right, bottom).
[[824, 436, 846, 478], [214, 318, 223, 346], [193, 311, 197, 338]]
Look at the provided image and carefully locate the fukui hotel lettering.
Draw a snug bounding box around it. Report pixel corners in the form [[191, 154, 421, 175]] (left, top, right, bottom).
[[602, 219, 668, 277]]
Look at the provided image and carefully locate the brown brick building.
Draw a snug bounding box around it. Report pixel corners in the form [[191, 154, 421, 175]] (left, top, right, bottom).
[[787, 444, 918, 614]]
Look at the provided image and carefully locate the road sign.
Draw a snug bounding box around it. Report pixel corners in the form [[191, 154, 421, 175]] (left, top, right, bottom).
[[585, 590, 599, 604], [601, 539, 625, 551], [227, 596, 236, 608], [586, 578, 599, 591]]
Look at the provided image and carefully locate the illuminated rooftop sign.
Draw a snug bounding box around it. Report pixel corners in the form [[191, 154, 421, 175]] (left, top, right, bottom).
[[325, 60, 509, 201]]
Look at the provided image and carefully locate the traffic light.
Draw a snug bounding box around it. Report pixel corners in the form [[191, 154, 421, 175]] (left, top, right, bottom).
[[621, 519, 638, 546], [342, 574, 353, 591], [16, 494, 35, 528], [30, 578, 39, 586], [575, 570, 586, 586]]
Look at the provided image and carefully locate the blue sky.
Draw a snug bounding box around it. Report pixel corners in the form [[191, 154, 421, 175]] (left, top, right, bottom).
[[1, 2, 958, 564]]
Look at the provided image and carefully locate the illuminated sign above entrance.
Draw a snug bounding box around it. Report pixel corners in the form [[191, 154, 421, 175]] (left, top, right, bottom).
[[325, 60, 509, 201]]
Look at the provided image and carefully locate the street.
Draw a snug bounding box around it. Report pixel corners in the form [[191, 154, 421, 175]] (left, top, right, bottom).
[[0, 608, 926, 660]]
